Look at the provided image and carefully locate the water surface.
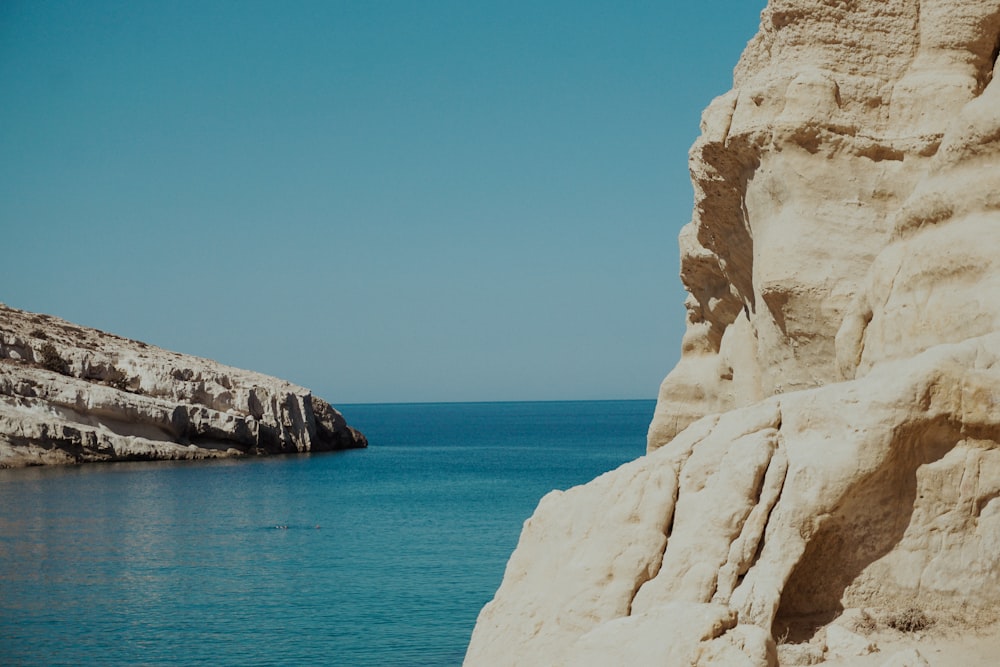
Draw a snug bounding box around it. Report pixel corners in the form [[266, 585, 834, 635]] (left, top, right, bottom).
[[0, 400, 653, 666]]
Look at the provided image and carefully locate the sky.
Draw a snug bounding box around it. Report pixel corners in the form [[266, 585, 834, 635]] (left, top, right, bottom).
[[0, 1, 765, 405]]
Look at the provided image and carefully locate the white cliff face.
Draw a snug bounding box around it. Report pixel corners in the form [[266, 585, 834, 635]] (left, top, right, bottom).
[[0, 304, 365, 466], [649, 0, 1000, 448], [466, 1, 1000, 665]]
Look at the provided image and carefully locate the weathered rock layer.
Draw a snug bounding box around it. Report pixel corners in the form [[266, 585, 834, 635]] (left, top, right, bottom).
[[466, 1, 1000, 665], [0, 303, 366, 467]]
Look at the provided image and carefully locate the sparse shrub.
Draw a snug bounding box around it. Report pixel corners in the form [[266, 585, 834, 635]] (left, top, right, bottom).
[[39, 343, 69, 375], [29, 329, 48, 340], [106, 366, 130, 391], [885, 607, 932, 633], [853, 610, 878, 634]]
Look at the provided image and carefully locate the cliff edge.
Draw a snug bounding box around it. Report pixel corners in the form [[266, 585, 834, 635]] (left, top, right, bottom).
[[466, 1, 1000, 665], [0, 303, 366, 467]]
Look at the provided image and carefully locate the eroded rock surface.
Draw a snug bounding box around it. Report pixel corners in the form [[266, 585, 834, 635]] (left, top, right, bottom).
[[466, 1, 1000, 665], [0, 304, 366, 466], [649, 0, 1000, 447]]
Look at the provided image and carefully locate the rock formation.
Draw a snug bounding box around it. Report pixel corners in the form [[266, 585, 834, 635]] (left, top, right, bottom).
[[466, 1, 1000, 665], [0, 303, 366, 467]]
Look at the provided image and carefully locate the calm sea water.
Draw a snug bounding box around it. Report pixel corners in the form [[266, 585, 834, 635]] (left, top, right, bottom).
[[0, 400, 653, 666]]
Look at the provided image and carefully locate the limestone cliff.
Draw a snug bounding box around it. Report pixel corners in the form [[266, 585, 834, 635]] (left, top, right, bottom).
[[650, 0, 1000, 447], [0, 304, 366, 466], [466, 1, 1000, 665]]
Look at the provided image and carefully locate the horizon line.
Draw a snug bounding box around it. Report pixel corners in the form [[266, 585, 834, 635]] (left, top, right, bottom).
[[335, 397, 658, 408]]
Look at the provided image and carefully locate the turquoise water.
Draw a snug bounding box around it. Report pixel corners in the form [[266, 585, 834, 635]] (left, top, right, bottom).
[[0, 400, 653, 666]]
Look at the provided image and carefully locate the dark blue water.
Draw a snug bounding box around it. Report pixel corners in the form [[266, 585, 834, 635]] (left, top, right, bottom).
[[0, 400, 652, 666]]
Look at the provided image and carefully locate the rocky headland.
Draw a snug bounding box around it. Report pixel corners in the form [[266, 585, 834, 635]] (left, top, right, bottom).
[[0, 303, 366, 467], [466, 0, 1000, 665]]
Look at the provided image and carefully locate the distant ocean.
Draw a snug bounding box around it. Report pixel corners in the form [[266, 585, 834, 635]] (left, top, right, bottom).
[[0, 400, 654, 666]]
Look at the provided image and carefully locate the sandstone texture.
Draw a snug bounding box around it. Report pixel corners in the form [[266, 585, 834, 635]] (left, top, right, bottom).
[[466, 1, 1000, 665], [0, 303, 366, 467]]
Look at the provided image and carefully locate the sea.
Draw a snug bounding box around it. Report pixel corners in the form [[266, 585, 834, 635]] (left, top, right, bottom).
[[0, 399, 654, 666]]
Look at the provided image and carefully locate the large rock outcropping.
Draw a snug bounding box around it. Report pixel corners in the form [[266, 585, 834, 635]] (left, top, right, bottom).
[[0, 304, 366, 467], [466, 1, 1000, 665]]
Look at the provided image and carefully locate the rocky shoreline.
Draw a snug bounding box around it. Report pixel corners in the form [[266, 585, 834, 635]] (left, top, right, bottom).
[[0, 303, 366, 467]]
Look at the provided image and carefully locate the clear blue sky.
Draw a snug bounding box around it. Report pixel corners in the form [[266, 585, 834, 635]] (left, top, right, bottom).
[[0, 1, 764, 404]]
